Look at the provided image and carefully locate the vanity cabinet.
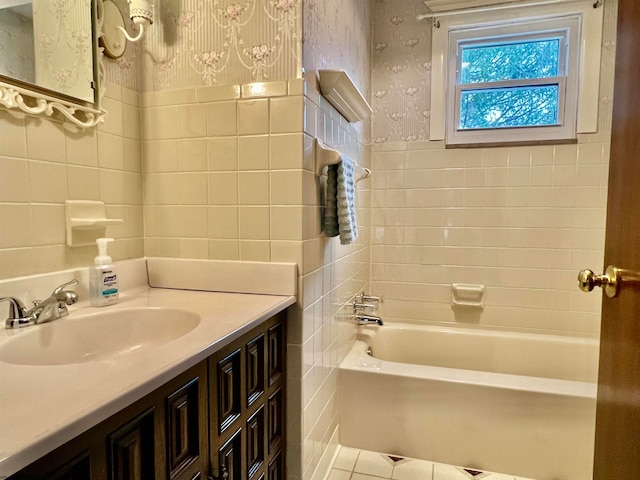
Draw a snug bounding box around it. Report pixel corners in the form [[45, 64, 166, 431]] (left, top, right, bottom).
[[8, 312, 286, 480], [209, 316, 285, 480]]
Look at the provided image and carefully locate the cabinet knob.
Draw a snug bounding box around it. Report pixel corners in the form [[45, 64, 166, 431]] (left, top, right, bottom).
[[208, 465, 229, 480]]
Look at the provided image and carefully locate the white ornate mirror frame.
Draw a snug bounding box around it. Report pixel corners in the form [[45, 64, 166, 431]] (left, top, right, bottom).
[[0, 0, 107, 129]]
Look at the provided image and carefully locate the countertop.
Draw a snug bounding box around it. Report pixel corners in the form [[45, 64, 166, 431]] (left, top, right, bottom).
[[0, 286, 295, 478]]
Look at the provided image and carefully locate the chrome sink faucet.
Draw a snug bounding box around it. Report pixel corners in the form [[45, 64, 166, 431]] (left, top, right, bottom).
[[2, 279, 79, 329]]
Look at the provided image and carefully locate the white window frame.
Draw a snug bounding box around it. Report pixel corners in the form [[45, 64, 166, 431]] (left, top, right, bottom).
[[429, 1, 604, 146]]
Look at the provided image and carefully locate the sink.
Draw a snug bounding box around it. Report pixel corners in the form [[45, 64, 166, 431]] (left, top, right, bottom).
[[0, 307, 200, 366]]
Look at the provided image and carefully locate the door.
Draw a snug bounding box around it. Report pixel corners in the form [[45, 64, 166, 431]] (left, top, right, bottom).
[[592, 0, 640, 478]]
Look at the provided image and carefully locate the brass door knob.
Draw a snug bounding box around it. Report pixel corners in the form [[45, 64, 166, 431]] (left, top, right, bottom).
[[578, 266, 620, 298], [578, 265, 640, 298]]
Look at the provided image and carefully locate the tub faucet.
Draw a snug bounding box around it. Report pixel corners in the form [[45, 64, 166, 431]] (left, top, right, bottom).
[[3, 279, 79, 329], [356, 313, 383, 326]]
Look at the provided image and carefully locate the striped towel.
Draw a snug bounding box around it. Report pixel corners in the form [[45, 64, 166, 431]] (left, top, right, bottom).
[[324, 155, 358, 244]]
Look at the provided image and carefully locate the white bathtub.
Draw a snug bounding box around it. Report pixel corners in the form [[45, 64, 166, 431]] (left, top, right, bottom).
[[338, 324, 598, 480]]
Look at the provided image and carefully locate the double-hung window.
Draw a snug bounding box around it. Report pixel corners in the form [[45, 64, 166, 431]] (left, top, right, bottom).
[[446, 15, 581, 145]]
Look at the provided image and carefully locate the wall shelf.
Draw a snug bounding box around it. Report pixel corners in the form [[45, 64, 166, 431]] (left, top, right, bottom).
[[65, 200, 123, 247], [318, 69, 372, 123]]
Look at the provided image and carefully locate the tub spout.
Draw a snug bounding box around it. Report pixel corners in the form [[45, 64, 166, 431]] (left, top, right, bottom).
[[356, 314, 383, 326]]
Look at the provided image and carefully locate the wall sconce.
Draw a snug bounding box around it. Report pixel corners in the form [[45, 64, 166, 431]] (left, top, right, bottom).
[[101, 0, 154, 59]]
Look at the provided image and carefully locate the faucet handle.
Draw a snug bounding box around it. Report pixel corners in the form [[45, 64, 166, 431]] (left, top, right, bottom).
[[52, 279, 79, 296]]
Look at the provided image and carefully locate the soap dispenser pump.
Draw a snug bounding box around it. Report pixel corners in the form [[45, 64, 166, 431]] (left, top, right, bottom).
[[89, 237, 118, 307]]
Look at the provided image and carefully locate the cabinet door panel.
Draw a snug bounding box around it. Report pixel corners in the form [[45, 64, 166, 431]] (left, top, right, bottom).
[[246, 407, 265, 479], [166, 377, 201, 478], [107, 408, 156, 480], [267, 451, 284, 480], [245, 334, 265, 407], [217, 429, 242, 480], [217, 349, 242, 434], [267, 324, 284, 386], [267, 389, 283, 454]]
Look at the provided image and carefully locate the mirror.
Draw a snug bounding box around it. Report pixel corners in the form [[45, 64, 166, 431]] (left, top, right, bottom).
[[0, 0, 106, 128]]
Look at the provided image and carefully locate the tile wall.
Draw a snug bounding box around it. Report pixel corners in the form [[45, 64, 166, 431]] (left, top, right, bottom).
[[368, 0, 618, 337], [140, 77, 371, 480], [0, 82, 144, 280]]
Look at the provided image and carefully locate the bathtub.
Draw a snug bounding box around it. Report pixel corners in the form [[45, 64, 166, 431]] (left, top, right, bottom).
[[338, 324, 598, 480]]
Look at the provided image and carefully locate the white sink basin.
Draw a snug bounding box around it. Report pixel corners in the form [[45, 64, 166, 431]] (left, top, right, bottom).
[[0, 307, 200, 366]]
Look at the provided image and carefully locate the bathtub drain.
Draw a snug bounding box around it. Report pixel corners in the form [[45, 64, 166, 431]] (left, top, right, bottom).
[[366, 346, 373, 357]]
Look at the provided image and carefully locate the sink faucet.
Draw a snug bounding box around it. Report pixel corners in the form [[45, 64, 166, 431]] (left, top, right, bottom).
[[2, 279, 79, 329]]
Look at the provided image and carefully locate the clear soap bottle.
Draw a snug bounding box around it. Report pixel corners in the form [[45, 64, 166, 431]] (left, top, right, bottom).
[[89, 237, 119, 307]]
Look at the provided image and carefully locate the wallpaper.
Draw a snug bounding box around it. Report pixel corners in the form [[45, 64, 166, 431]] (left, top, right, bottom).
[[302, 0, 371, 143], [371, 0, 431, 143], [107, 0, 302, 91], [103, 0, 142, 92]]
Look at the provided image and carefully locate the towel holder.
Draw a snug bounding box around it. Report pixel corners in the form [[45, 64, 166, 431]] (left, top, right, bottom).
[[315, 138, 372, 182], [315, 138, 341, 176]]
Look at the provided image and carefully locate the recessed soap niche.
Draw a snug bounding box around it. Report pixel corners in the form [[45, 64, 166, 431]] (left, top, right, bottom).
[[65, 200, 123, 247]]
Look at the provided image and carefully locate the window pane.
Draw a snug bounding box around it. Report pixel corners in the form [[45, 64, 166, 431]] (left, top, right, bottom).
[[459, 85, 559, 129], [460, 39, 560, 84]]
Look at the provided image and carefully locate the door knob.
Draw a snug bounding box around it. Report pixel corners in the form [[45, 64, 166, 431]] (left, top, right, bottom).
[[578, 265, 640, 298]]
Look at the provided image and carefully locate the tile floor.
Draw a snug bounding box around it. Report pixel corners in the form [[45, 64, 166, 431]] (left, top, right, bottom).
[[327, 447, 535, 480]]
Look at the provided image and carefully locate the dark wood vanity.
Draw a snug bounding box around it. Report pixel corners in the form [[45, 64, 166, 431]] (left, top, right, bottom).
[[8, 312, 286, 480]]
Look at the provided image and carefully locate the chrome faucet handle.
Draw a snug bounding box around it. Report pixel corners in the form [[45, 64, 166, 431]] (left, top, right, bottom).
[[52, 279, 79, 299], [356, 293, 383, 305], [1, 297, 35, 329]]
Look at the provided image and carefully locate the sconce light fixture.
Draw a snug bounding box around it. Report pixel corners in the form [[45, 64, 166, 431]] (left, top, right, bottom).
[[100, 0, 154, 59]]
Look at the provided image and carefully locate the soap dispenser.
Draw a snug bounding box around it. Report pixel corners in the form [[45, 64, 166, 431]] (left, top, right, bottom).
[[89, 237, 118, 307]]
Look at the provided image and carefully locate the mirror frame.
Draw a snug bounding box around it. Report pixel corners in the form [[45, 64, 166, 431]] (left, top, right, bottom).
[[0, 0, 107, 129]]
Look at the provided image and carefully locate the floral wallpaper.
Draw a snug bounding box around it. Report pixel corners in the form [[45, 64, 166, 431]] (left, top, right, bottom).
[[103, 0, 142, 92], [107, 0, 302, 91], [371, 0, 431, 143], [302, 0, 371, 104], [302, 0, 371, 142]]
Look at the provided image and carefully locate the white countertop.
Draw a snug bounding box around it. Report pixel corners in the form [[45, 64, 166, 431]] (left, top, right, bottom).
[[0, 286, 295, 478]]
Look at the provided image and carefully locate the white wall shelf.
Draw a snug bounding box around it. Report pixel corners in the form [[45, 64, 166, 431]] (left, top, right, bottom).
[[318, 69, 372, 123], [65, 200, 123, 247]]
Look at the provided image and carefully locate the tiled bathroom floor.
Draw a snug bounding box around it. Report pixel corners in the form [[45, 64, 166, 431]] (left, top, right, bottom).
[[327, 447, 535, 480]]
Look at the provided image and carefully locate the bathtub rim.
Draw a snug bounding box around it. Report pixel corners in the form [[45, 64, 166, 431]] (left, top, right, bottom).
[[340, 323, 598, 400]]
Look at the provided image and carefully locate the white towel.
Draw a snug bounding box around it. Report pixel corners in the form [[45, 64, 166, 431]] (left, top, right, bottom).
[[324, 155, 358, 244]]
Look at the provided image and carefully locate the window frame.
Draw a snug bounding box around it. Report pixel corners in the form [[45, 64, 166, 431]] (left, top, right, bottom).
[[447, 15, 580, 145], [429, 1, 604, 146]]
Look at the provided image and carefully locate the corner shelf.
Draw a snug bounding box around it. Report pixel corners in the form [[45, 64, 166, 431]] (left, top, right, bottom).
[[318, 69, 372, 123], [65, 200, 123, 247]]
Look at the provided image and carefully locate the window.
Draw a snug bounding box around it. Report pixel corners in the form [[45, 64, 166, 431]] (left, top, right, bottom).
[[429, 2, 604, 146], [447, 16, 580, 145]]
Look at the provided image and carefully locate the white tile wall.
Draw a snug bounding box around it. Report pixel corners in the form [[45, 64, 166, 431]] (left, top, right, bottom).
[[367, 0, 618, 339], [369, 141, 608, 336], [140, 78, 372, 480], [0, 82, 144, 279]]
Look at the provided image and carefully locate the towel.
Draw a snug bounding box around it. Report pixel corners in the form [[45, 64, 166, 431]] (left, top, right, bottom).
[[324, 155, 358, 244]]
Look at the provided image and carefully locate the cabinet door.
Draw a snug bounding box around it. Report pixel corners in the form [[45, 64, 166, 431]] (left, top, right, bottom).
[[107, 408, 156, 480], [209, 313, 286, 480], [246, 407, 265, 479], [215, 348, 242, 434], [267, 323, 284, 386], [165, 374, 207, 480], [216, 429, 243, 480], [245, 334, 265, 408], [267, 451, 284, 480]]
